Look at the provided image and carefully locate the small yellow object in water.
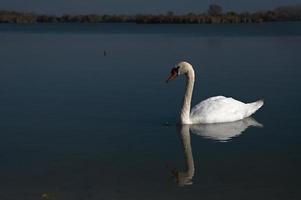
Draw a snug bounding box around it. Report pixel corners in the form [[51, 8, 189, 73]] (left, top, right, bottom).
[[41, 193, 49, 199]]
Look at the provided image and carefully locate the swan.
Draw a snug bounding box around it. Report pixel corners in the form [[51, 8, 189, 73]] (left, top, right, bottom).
[[166, 61, 264, 124]]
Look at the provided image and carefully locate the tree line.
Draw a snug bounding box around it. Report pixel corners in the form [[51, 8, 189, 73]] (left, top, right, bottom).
[[1, 4, 301, 24]]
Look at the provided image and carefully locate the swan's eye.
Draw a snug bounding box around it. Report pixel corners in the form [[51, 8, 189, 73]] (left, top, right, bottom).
[[176, 66, 180, 75]]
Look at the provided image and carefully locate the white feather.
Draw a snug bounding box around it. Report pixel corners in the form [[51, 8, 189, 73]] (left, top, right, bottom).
[[190, 96, 264, 124]]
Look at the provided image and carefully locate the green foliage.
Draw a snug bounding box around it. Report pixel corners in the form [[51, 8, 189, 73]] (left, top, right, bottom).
[[0, 5, 301, 24]]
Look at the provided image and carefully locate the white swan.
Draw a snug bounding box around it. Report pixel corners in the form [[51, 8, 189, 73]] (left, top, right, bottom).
[[166, 61, 264, 124]]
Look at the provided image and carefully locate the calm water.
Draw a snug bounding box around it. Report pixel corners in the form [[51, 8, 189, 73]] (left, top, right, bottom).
[[0, 23, 300, 200]]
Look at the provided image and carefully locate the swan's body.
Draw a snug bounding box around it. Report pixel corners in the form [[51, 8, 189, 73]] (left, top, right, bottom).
[[190, 96, 263, 124], [167, 62, 264, 124]]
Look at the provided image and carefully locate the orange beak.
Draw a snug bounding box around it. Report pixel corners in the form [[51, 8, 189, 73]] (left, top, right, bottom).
[[166, 68, 178, 83]]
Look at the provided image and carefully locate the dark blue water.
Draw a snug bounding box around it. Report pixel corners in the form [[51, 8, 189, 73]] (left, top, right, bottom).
[[0, 23, 300, 200]]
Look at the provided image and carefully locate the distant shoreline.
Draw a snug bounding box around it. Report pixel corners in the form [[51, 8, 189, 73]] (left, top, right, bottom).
[[1, 5, 301, 24]]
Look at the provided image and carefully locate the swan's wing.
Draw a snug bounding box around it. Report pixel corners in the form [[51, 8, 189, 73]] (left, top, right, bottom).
[[201, 96, 227, 102], [190, 96, 247, 124]]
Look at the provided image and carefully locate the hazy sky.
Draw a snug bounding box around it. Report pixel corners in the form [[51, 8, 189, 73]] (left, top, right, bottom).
[[1, 0, 301, 14]]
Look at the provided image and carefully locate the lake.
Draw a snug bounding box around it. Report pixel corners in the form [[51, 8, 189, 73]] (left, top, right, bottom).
[[0, 22, 300, 200]]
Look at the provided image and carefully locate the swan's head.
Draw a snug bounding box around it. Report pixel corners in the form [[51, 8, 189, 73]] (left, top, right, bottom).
[[166, 61, 193, 83]]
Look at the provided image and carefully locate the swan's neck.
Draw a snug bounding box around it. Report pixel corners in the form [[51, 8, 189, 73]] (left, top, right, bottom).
[[180, 69, 195, 124]]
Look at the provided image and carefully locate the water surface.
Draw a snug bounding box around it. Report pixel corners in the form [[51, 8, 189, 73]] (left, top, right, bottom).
[[0, 23, 300, 200]]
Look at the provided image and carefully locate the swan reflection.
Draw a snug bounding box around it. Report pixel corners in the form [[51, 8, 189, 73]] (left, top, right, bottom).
[[172, 117, 262, 186], [190, 117, 263, 142]]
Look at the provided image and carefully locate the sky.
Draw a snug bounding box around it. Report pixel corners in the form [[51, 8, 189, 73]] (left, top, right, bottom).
[[1, 0, 301, 15]]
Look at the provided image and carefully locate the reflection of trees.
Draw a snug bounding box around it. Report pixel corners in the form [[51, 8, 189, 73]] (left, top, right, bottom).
[[1, 5, 301, 24]]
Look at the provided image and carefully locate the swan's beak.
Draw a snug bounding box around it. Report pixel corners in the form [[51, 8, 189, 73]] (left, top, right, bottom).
[[166, 73, 177, 83], [166, 68, 178, 83]]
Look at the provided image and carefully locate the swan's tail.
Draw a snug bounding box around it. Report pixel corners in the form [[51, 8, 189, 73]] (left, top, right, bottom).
[[246, 99, 264, 117]]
